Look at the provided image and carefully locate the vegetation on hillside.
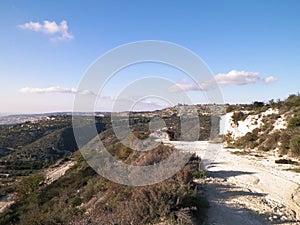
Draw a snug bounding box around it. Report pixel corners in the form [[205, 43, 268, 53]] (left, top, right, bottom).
[[225, 94, 300, 157], [0, 110, 212, 224], [0, 139, 207, 225]]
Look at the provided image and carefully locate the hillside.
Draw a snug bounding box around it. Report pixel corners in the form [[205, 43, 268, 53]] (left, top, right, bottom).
[[0, 107, 219, 224], [223, 94, 300, 159], [0, 116, 75, 178], [1, 97, 300, 224], [2, 153, 206, 225]]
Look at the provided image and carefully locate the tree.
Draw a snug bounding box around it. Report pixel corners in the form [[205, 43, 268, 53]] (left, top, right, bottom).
[[269, 99, 276, 107], [253, 101, 264, 108]]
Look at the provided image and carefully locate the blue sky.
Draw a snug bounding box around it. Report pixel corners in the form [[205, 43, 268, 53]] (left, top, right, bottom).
[[1, 0, 300, 114]]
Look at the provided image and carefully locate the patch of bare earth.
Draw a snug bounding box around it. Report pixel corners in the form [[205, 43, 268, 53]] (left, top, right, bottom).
[[0, 193, 14, 213], [45, 160, 75, 184]]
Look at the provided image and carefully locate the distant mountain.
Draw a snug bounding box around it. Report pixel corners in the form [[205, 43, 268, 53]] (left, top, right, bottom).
[[0, 114, 45, 125], [0, 112, 112, 125], [0, 113, 10, 118]]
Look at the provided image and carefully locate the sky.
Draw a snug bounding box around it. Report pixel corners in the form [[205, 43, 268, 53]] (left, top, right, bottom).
[[1, 0, 300, 114]]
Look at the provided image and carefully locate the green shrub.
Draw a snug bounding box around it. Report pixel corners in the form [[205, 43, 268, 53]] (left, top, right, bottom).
[[244, 132, 258, 142], [193, 170, 206, 179], [258, 146, 269, 152], [263, 131, 281, 150], [279, 132, 291, 155], [249, 141, 259, 149], [252, 128, 260, 135], [226, 105, 234, 113], [290, 136, 300, 156], [16, 173, 45, 197], [232, 111, 248, 125], [234, 132, 258, 149], [69, 196, 82, 207], [288, 117, 300, 128], [253, 101, 265, 108]]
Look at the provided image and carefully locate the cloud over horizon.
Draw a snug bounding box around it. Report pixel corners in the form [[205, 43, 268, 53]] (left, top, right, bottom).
[[215, 70, 277, 86], [19, 20, 73, 41], [168, 79, 211, 92], [19, 86, 94, 95], [169, 70, 277, 92]]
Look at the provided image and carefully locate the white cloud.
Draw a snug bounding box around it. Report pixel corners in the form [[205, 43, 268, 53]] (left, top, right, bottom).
[[169, 70, 277, 92], [215, 70, 260, 85], [19, 86, 94, 95], [19, 20, 74, 41], [263, 76, 277, 83], [168, 80, 199, 92], [215, 70, 276, 86], [106, 97, 170, 112], [168, 79, 213, 92]]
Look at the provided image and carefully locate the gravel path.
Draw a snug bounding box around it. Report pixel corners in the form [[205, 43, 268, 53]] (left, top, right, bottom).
[[170, 141, 300, 225]]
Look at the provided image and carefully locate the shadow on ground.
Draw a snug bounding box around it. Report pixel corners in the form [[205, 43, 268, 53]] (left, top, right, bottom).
[[202, 170, 300, 225]]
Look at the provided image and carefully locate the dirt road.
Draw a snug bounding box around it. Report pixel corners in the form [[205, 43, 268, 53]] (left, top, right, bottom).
[[170, 141, 300, 225]]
